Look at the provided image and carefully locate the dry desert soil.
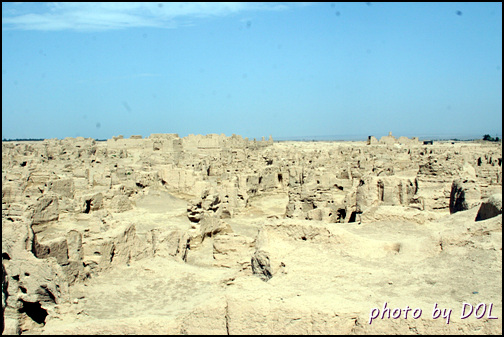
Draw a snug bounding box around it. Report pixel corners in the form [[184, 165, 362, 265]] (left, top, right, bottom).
[[2, 133, 502, 334]]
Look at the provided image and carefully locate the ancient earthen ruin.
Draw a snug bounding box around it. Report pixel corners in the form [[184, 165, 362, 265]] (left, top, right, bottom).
[[2, 133, 502, 334]]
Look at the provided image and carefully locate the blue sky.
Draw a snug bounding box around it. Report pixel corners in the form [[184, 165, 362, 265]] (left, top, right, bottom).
[[2, 2, 502, 140]]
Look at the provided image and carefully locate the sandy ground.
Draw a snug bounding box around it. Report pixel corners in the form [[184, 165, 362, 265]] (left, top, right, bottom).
[[39, 195, 501, 334], [2, 138, 501, 334]]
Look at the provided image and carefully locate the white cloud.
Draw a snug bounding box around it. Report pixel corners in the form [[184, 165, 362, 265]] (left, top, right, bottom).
[[2, 2, 294, 31]]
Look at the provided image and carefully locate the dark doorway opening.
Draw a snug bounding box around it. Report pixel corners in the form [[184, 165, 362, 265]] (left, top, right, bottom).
[[84, 200, 92, 213], [19, 300, 48, 325], [348, 211, 357, 223]]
